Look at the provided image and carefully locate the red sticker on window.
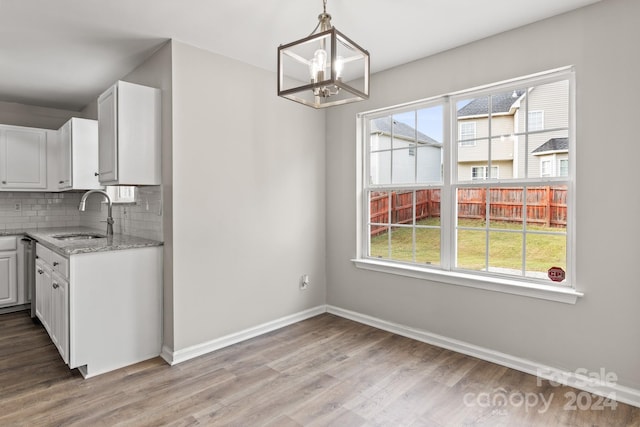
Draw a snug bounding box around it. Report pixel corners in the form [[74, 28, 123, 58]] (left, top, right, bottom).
[[548, 266, 565, 282]]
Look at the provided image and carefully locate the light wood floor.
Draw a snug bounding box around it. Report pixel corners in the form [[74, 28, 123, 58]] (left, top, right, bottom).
[[1, 311, 638, 426]]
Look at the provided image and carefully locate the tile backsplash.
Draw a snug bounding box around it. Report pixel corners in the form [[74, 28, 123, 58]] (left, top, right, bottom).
[[79, 186, 163, 241], [0, 186, 163, 241]]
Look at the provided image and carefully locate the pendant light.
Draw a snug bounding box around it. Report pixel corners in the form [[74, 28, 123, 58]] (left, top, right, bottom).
[[277, 0, 370, 108]]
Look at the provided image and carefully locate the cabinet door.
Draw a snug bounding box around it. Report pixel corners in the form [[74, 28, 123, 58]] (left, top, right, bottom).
[[35, 262, 52, 334], [0, 127, 47, 189], [58, 120, 72, 189], [51, 272, 69, 364], [97, 85, 118, 183], [0, 252, 18, 307]]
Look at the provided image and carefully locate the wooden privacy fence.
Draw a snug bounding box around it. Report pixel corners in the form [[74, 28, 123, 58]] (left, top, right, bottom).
[[370, 186, 566, 235]]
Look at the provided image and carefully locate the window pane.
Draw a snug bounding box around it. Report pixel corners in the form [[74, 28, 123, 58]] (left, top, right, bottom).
[[489, 231, 523, 275], [416, 145, 442, 183], [528, 130, 568, 178], [390, 226, 414, 262], [369, 225, 389, 259], [392, 112, 416, 150], [525, 186, 567, 228], [391, 191, 414, 225], [528, 80, 569, 131], [489, 187, 524, 229], [370, 116, 392, 151], [491, 90, 522, 135], [457, 229, 486, 271], [416, 189, 441, 227], [416, 227, 440, 266], [369, 191, 390, 226], [370, 151, 391, 184], [457, 187, 486, 222], [417, 105, 443, 143], [526, 233, 566, 281], [392, 148, 416, 184]]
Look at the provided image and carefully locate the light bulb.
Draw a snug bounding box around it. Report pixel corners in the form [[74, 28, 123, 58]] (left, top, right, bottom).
[[310, 49, 327, 82]]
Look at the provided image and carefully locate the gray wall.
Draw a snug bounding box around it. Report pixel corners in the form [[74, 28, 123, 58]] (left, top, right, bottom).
[[326, 0, 640, 390], [118, 41, 174, 348], [0, 101, 86, 129], [170, 41, 326, 351]]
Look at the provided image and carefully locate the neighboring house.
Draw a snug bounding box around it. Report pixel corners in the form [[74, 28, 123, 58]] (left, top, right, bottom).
[[457, 90, 523, 180], [369, 117, 442, 184], [456, 79, 569, 180], [532, 137, 569, 177]]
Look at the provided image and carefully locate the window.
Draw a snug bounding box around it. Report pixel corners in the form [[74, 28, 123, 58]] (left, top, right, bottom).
[[459, 122, 476, 146], [106, 186, 137, 204], [471, 166, 499, 180], [357, 68, 578, 302], [528, 110, 544, 131], [559, 159, 569, 177], [541, 160, 552, 177]]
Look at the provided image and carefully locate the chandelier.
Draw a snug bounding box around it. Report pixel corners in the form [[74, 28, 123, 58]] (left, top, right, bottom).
[[277, 0, 370, 108]]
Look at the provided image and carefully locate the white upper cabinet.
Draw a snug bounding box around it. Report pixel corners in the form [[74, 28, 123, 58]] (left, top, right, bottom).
[[58, 118, 102, 190], [97, 81, 161, 185], [0, 124, 48, 189]]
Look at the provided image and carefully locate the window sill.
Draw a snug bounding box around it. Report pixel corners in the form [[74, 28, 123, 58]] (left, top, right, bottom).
[[351, 258, 583, 304]]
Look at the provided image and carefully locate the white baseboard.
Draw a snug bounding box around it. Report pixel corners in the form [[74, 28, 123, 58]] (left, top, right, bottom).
[[327, 305, 640, 409], [161, 305, 326, 366]]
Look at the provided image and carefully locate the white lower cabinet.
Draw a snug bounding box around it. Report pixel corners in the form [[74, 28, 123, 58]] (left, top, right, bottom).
[[35, 260, 51, 332], [35, 243, 162, 377], [0, 236, 20, 308], [35, 246, 67, 362], [51, 271, 69, 364]]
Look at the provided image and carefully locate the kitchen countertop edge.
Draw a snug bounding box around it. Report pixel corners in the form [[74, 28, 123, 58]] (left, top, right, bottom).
[[1, 228, 163, 257]]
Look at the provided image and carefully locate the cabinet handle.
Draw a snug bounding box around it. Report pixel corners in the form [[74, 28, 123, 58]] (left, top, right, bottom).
[[37, 269, 44, 274], [52, 283, 59, 289], [35, 255, 39, 259], [53, 261, 59, 266], [1, 181, 6, 184], [59, 180, 64, 184], [94, 172, 100, 176]]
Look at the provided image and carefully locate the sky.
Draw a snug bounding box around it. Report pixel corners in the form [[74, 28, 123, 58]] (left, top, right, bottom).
[[392, 100, 472, 143]]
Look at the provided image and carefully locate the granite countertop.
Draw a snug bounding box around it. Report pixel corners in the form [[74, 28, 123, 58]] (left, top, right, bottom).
[[0, 227, 162, 257]]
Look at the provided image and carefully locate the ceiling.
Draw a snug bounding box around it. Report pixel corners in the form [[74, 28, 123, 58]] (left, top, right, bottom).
[[0, 0, 600, 112]]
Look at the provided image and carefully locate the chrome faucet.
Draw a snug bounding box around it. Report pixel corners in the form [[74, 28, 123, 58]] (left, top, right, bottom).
[[79, 190, 114, 236]]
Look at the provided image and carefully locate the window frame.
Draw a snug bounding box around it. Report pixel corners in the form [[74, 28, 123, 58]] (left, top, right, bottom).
[[471, 165, 499, 180], [354, 67, 581, 304]]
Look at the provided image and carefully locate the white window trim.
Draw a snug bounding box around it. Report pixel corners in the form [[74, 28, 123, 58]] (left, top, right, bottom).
[[541, 159, 552, 177], [471, 165, 499, 180], [352, 258, 583, 304], [354, 66, 579, 304]]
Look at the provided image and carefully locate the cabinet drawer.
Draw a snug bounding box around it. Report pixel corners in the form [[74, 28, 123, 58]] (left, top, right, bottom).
[[36, 244, 53, 265], [51, 252, 69, 279], [0, 236, 17, 251]]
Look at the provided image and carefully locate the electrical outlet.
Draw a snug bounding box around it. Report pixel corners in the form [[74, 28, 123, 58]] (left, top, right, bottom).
[[300, 274, 309, 290], [14, 203, 21, 212]]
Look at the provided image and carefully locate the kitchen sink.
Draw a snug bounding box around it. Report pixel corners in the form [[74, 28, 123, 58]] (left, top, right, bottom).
[[52, 233, 106, 241]]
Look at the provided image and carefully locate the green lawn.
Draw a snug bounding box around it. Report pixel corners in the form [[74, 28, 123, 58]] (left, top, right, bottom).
[[370, 218, 566, 274]]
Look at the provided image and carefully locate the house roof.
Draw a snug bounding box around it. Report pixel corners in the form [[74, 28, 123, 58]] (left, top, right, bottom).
[[371, 118, 440, 145], [457, 90, 524, 117], [532, 137, 569, 154]]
